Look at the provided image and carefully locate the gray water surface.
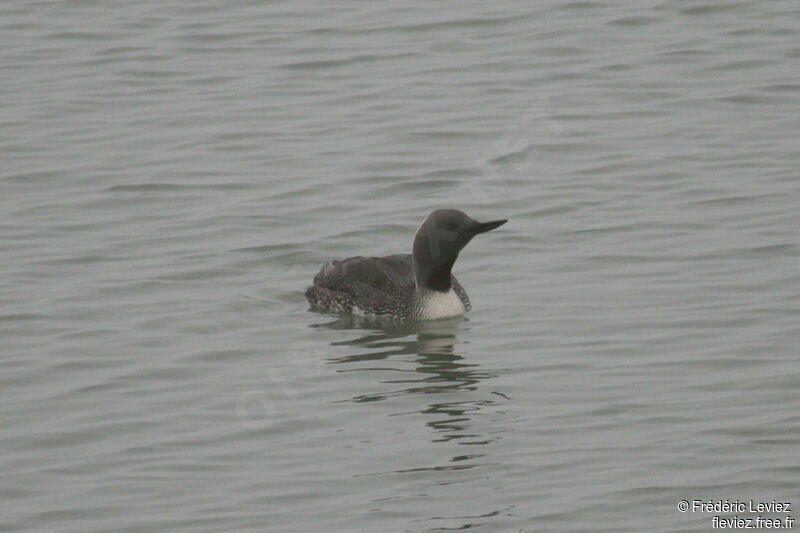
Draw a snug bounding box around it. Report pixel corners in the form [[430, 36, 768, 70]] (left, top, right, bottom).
[[2, 1, 799, 532]]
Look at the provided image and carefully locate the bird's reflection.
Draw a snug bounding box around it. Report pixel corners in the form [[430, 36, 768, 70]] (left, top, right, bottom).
[[307, 313, 512, 529], [311, 314, 502, 446]]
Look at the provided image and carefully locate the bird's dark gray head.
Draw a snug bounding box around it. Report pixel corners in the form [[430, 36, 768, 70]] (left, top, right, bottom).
[[412, 209, 507, 292]]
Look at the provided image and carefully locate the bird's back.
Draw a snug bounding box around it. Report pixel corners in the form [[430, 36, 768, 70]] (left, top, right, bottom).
[[306, 254, 416, 317]]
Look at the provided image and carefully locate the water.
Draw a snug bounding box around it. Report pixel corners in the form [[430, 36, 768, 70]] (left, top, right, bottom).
[[2, 1, 799, 531]]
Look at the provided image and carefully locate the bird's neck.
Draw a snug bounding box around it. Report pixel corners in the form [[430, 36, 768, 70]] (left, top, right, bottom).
[[415, 256, 456, 292]]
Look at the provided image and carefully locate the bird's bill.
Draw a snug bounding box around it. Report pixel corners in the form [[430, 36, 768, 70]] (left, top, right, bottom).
[[470, 219, 508, 234]]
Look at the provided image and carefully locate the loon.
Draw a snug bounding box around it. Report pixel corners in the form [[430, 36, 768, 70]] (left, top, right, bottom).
[[305, 209, 507, 320]]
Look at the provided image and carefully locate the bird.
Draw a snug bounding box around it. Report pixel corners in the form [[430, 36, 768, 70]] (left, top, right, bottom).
[[305, 209, 507, 320]]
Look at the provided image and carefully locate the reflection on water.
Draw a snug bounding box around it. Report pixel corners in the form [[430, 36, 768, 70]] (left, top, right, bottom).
[[311, 315, 503, 448]]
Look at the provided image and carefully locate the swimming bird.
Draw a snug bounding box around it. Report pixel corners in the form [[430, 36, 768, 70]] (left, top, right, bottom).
[[305, 209, 507, 320]]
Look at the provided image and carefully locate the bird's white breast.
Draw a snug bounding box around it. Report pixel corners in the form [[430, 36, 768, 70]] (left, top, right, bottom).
[[419, 288, 467, 320]]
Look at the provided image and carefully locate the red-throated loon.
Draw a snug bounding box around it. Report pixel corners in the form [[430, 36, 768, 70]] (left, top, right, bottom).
[[305, 209, 507, 320]]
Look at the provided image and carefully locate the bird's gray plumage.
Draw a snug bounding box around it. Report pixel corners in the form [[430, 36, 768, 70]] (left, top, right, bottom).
[[305, 254, 470, 319], [305, 209, 506, 320]]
